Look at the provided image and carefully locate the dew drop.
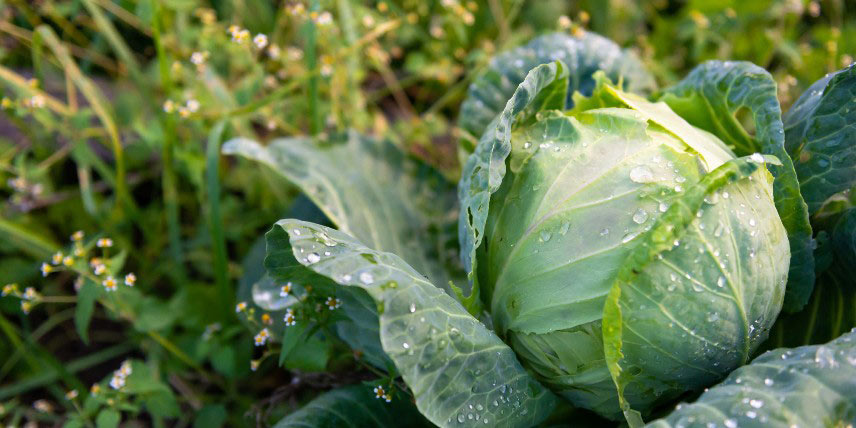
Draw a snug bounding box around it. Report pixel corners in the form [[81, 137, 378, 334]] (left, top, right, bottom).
[[749, 218, 757, 227], [629, 166, 655, 183], [674, 185, 683, 192], [659, 202, 669, 212], [523, 142, 532, 149], [717, 276, 726, 288], [306, 252, 320, 263], [539, 230, 552, 242], [632, 209, 649, 224], [599, 228, 610, 236], [764, 378, 774, 386], [359, 272, 374, 284], [409, 303, 417, 313], [457, 414, 465, 423], [559, 221, 570, 235]]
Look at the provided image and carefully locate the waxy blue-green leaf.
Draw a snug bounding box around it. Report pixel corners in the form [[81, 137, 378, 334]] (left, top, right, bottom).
[[646, 329, 856, 428], [766, 208, 856, 352], [265, 219, 557, 428], [224, 131, 464, 293], [660, 60, 815, 312], [783, 64, 856, 214], [225, 132, 463, 369], [458, 60, 569, 288], [603, 156, 788, 427], [272, 384, 432, 428], [459, 32, 655, 141]]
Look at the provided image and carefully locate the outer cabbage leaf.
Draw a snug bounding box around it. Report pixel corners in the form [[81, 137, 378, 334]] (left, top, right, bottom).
[[766, 208, 856, 352], [458, 60, 569, 293], [783, 64, 856, 214], [235, 202, 391, 369], [459, 32, 655, 142], [224, 131, 464, 293], [603, 156, 789, 426], [832, 207, 856, 272], [272, 384, 432, 428], [646, 329, 856, 428], [265, 219, 557, 428], [660, 60, 815, 312]]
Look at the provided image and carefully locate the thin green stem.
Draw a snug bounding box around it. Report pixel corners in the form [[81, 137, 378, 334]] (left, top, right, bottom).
[[151, 0, 186, 282], [206, 121, 231, 318], [304, 0, 322, 135]]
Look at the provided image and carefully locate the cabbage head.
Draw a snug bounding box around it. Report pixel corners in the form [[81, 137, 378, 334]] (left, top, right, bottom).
[[459, 62, 790, 421], [231, 34, 827, 428]]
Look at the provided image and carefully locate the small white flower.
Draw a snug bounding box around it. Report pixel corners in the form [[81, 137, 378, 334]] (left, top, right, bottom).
[[236, 301, 248, 312], [96, 238, 113, 248], [253, 34, 268, 49], [163, 100, 176, 113], [280, 282, 293, 297], [71, 230, 84, 241], [186, 99, 200, 113], [52, 252, 63, 265], [118, 360, 133, 377], [94, 264, 107, 276], [190, 51, 207, 65], [124, 273, 136, 287], [254, 328, 271, 346], [314, 11, 333, 25], [65, 390, 78, 400], [250, 360, 260, 371], [283, 308, 297, 326], [23, 287, 38, 300], [325, 297, 342, 310], [33, 399, 53, 413], [102, 276, 118, 292], [40, 263, 53, 277], [30, 95, 45, 108], [109, 373, 125, 390]]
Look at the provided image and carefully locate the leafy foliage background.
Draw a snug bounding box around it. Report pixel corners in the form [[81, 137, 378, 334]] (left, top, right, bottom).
[[0, 0, 852, 426]]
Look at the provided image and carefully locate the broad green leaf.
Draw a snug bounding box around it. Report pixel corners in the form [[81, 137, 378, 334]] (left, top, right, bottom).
[[766, 208, 856, 351], [237, 211, 391, 370], [783, 64, 856, 214], [272, 384, 432, 428], [458, 61, 569, 289], [646, 329, 856, 428], [194, 404, 227, 428], [603, 156, 788, 426], [265, 219, 557, 428], [459, 32, 655, 141], [832, 207, 856, 272], [74, 278, 99, 344], [96, 409, 120, 428], [226, 132, 459, 369], [224, 131, 464, 293], [660, 60, 815, 312]]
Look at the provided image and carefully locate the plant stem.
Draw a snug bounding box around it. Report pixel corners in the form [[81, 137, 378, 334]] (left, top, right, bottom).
[[206, 121, 231, 318], [151, 0, 186, 282]]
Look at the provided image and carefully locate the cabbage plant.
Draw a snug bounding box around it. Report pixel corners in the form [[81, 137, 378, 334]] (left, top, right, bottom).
[[226, 33, 856, 427]]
